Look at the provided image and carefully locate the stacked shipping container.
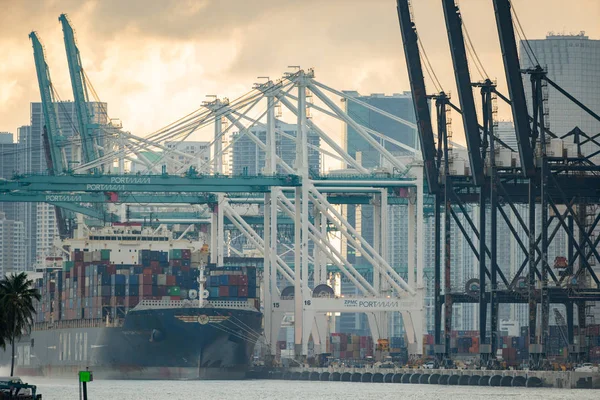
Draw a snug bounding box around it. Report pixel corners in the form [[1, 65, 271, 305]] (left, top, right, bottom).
[[205, 265, 258, 304], [32, 249, 258, 324], [328, 333, 374, 359]]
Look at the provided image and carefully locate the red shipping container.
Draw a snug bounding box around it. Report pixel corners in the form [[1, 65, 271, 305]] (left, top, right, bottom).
[[151, 265, 162, 274], [150, 261, 160, 268], [125, 296, 139, 307], [138, 285, 153, 296], [180, 266, 190, 272], [100, 296, 111, 306], [219, 286, 229, 297], [139, 275, 153, 285], [170, 296, 180, 300], [182, 249, 191, 259], [229, 275, 239, 285], [110, 296, 125, 306], [143, 268, 153, 276], [239, 275, 248, 285], [171, 260, 182, 267], [166, 275, 176, 286], [239, 286, 248, 297], [157, 286, 168, 297]]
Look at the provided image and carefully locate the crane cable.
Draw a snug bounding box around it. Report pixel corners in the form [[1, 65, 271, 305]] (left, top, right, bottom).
[[510, 0, 540, 67], [462, 22, 489, 81], [417, 36, 444, 94]]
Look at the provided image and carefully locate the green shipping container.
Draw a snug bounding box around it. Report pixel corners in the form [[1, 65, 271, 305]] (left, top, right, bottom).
[[167, 286, 181, 296], [63, 261, 74, 271], [101, 249, 111, 260], [169, 249, 183, 260]]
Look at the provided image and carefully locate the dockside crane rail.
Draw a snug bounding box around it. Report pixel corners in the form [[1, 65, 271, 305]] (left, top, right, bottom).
[[29, 31, 68, 175], [396, 0, 439, 194], [59, 13, 102, 168]]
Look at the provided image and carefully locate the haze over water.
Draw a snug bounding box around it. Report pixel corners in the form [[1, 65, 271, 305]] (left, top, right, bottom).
[[19, 378, 600, 400]]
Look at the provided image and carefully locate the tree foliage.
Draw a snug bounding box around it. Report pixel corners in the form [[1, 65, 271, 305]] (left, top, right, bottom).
[[0, 272, 41, 375]]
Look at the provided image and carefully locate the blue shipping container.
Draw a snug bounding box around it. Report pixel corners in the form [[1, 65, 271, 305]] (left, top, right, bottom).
[[219, 275, 230, 285], [111, 275, 126, 285]]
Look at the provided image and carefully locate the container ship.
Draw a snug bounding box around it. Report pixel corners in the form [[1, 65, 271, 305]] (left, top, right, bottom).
[[0, 223, 263, 380]]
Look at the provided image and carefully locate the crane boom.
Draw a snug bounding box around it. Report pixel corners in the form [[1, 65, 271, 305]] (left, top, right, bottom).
[[396, 0, 439, 194], [59, 13, 100, 166], [492, 0, 535, 177], [29, 32, 67, 174], [441, 0, 484, 186]]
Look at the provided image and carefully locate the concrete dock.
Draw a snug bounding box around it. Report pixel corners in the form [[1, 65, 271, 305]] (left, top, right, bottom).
[[264, 366, 600, 389]]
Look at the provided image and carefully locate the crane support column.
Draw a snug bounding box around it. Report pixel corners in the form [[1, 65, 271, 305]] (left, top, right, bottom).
[[214, 109, 225, 265], [263, 84, 277, 355]]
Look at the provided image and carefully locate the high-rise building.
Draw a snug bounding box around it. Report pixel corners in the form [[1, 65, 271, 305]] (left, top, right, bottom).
[[496, 121, 518, 151], [521, 33, 600, 323], [165, 141, 210, 173], [230, 119, 321, 176], [342, 91, 417, 169], [339, 92, 419, 335], [28, 101, 108, 264], [520, 33, 600, 160], [0, 132, 20, 222], [16, 125, 39, 269], [228, 119, 320, 259], [0, 212, 26, 278]]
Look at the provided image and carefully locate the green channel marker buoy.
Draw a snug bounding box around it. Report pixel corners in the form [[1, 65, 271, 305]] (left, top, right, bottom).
[[78, 369, 93, 400]]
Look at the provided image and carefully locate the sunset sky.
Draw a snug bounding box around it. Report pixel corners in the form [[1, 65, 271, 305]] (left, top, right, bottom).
[[1, 0, 599, 151]]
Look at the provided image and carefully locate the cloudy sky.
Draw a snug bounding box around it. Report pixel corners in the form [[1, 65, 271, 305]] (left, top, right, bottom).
[[1, 0, 599, 147]]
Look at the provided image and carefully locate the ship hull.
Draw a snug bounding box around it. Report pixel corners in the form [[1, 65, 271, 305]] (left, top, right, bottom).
[[1, 307, 262, 380]]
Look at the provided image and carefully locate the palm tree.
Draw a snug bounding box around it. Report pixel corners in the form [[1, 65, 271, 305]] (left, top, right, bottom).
[[0, 272, 41, 376]]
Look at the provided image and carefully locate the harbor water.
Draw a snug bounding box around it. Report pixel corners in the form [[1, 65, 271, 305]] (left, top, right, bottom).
[[22, 378, 600, 400]]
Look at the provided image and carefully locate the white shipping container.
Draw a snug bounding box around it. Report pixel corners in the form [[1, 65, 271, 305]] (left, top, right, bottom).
[[565, 143, 578, 158], [450, 159, 465, 175], [547, 138, 563, 156], [495, 148, 512, 167]]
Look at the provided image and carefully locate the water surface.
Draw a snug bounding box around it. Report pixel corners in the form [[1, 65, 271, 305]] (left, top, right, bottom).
[[22, 379, 598, 400]]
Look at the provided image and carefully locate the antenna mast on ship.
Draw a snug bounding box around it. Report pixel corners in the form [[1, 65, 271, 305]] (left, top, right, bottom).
[[194, 244, 211, 308]]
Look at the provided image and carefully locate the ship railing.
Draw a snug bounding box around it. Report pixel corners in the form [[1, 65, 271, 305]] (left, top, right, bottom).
[[133, 299, 257, 311], [203, 300, 257, 311]]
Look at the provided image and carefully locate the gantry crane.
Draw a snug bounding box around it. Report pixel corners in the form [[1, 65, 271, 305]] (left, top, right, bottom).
[[440, 0, 484, 187], [29, 32, 68, 175], [30, 31, 73, 237], [59, 14, 103, 169]]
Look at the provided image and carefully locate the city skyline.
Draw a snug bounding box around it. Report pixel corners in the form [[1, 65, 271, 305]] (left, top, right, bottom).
[[0, 0, 598, 149]]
